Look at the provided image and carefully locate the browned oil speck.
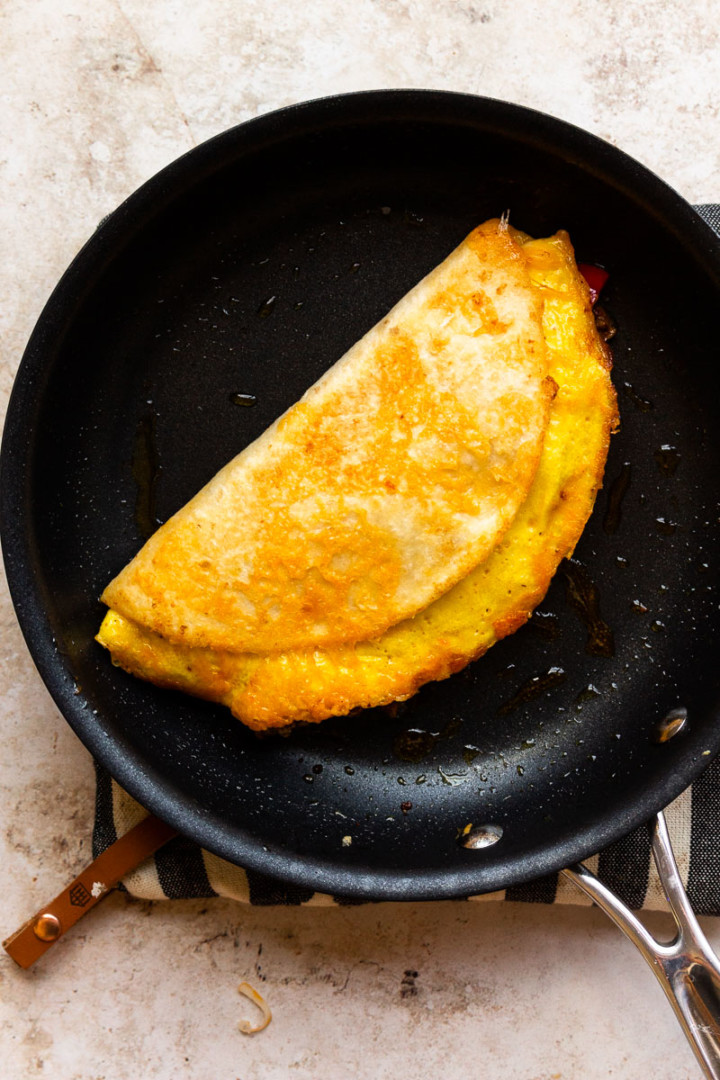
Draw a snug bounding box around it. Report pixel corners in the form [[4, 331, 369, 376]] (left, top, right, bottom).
[[383, 701, 405, 719], [528, 610, 559, 639], [132, 412, 161, 540], [622, 381, 653, 412], [498, 666, 566, 716], [603, 463, 631, 535], [394, 729, 438, 763], [593, 304, 617, 342], [229, 392, 257, 407], [393, 717, 462, 763], [656, 517, 678, 536], [561, 559, 615, 657], [654, 445, 681, 476], [257, 295, 277, 318], [575, 684, 601, 708], [400, 801, 412, 815]]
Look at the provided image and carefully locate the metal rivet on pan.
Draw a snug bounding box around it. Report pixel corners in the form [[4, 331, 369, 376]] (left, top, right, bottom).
[[459, 823, 504, 850], [653, 706, 688, 744], [32, 913, 62, 942]]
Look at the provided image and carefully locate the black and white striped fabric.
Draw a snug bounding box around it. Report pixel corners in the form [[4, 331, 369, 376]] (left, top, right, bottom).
[[93, 204, 720, 913]]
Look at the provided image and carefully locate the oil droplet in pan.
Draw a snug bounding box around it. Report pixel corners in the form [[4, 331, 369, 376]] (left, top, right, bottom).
[[593, 304, 616, 342], [528, 611, 560, 639], [394, 730, 438, 763], [654, 444, 681, 475], [655, 517, 679, 536], [256, 295, 277, 318], [603, 463, 631, 535], [229, 392, 257, 407], [132, 412, 162, 540], [622, 381, 654, 412], [497, 667, 567, 716], [392, 718, 461, 763], [575, 684, 602, 708], [561, 559, 615, 658]]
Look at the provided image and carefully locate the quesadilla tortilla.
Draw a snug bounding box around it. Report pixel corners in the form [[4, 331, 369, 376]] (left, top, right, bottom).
[[97, 220, 617, 731], [102, 220, 553, 654]]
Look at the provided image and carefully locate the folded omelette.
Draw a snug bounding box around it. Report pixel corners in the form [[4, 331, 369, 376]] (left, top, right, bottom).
[[97, 218, 617, 731]]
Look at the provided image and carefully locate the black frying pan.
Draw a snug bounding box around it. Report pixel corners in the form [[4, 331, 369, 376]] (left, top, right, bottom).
[[3, 90, 720, 902]]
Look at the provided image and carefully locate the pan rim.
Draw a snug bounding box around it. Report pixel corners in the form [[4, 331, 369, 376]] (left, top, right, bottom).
[[3, 88, 720, 901]]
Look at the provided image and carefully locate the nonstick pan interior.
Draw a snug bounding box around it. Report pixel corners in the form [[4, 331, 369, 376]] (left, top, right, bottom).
[[3, 91, 720, 900]]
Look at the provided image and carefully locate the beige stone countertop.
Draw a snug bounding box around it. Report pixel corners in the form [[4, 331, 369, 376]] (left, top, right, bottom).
[[2, 2, 720, 1078]]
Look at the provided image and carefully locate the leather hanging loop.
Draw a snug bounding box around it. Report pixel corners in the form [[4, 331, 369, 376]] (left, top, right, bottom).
[[3, 814, 177, 969]]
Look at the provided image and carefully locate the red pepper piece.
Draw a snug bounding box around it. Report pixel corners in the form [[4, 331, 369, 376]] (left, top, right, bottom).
[[578, 263, 609, 306]]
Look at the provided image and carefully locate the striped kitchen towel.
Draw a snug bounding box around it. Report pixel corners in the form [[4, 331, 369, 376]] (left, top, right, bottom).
[[93, 204, 720, 914]]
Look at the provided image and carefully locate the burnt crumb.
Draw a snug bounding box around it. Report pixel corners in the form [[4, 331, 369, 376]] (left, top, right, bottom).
[[400, 969, 419, 998], [400, 801, 413, 815]]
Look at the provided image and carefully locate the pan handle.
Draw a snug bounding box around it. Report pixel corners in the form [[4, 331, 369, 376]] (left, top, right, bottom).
[[562, 812, 720, 1080]]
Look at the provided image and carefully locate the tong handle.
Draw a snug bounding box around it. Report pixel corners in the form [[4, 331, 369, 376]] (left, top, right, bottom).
[[563, 812, 720, 1080]]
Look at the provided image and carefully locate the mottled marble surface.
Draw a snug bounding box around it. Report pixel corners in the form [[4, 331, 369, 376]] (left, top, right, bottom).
[[2, 2, 720, 1077]]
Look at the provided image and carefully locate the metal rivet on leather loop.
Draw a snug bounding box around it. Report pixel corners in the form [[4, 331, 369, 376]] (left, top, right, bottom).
[[32, 913, 62, 942]]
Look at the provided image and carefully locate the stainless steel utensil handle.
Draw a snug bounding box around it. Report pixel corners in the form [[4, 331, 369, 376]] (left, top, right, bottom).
[[562, 812, 720, 1080]]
